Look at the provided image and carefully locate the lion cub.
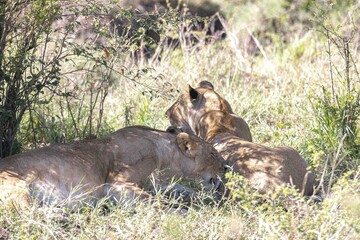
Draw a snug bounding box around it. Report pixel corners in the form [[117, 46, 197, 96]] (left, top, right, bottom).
[[0, 126, 225, 208]]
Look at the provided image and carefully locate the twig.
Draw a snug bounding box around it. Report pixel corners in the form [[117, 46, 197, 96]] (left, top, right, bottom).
[[326, 29, 335, 101], [327, 134, 347, 196]]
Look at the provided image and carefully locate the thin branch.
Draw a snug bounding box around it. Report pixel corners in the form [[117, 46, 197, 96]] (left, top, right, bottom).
[[326, 29, 335, 101]]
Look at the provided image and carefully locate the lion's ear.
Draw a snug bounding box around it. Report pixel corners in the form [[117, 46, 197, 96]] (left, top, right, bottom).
[[176, 132, 197, 158], [166, 125, 183, 135], [198, 81, 214, 90], [188, 85, 199, 104]]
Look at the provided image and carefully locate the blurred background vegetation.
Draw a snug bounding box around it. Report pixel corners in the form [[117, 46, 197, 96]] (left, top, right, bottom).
[[0, 0, 359, 239]]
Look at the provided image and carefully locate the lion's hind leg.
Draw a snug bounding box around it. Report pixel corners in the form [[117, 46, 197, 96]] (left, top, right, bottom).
[[0, 172, 31, 210]]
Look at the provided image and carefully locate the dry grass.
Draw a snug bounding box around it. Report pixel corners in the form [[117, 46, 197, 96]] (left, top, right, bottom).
[[2, 0, 360, 239]]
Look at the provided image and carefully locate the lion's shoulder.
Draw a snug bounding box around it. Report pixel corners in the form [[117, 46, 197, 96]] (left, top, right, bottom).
[[199, 111, 252, 142]]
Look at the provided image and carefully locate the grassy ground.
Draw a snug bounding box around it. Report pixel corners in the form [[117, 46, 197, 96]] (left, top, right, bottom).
[[1, 0, 360, 239]]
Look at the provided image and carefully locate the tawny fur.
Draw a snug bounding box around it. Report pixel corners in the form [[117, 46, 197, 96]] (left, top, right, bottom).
[[0, 126, 224, 208], [167, 81, 252, 142], [166, 81, 316, 196]]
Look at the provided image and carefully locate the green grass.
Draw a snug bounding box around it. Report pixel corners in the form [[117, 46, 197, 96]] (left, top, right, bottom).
[[2, 0, 360, 239], [1, 172, 359, 239]]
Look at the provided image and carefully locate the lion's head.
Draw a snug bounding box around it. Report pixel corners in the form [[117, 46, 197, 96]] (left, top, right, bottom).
[[175, 132, 225, 191], [166, 81, 231, 132], [166, 81, 252, 142]]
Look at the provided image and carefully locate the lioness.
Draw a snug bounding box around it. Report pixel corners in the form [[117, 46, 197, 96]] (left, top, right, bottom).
[[167, 81, 252, 142], [0, 126, 225, 208], [166, 82, 316, 196]]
